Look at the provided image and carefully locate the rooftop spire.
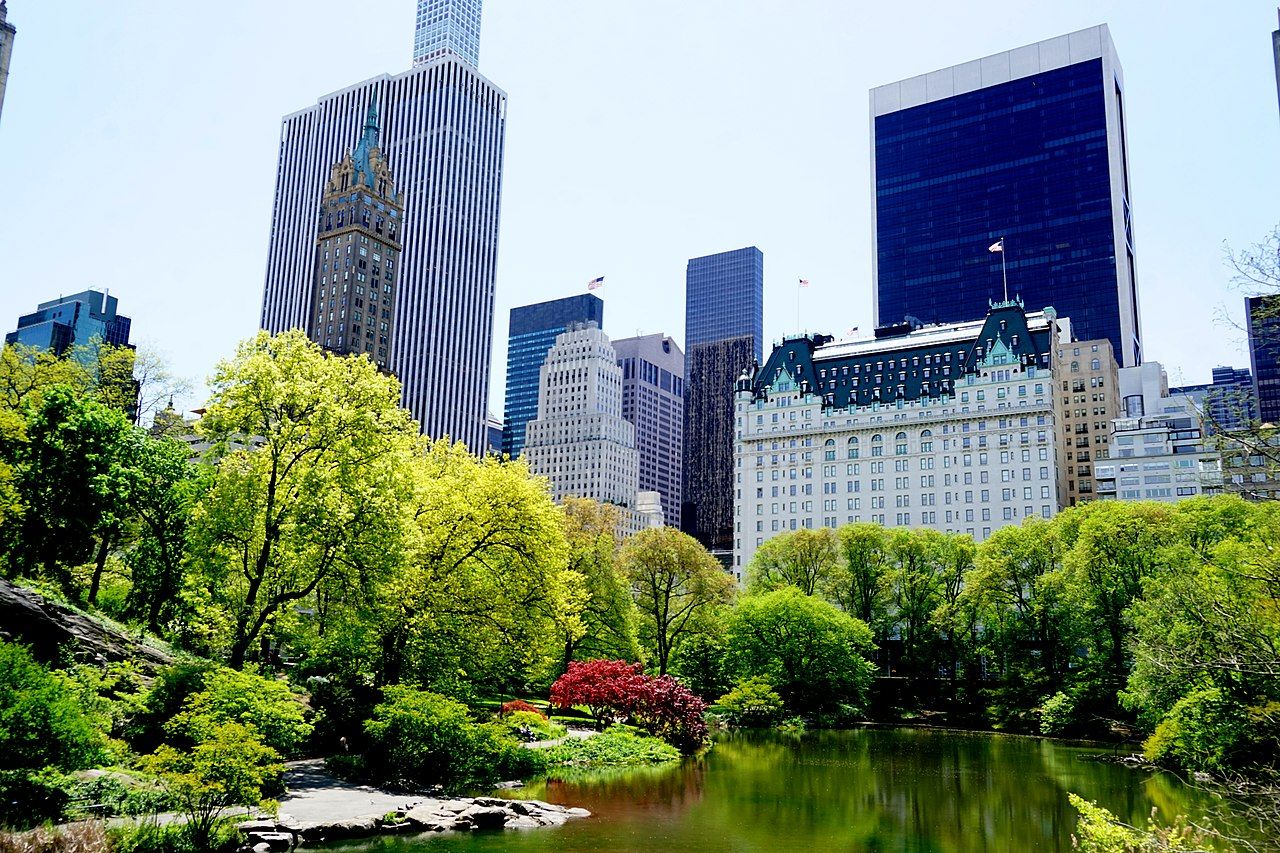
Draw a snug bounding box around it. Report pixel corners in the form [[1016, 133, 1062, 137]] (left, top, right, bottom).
[[351, 95, 380, 188]]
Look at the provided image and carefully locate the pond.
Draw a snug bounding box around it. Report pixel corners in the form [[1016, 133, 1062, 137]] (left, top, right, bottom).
[[332, 727, 1239, 852]]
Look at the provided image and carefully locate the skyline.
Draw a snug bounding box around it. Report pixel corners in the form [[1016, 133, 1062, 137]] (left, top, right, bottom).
[[0, 1, 1277, 425]]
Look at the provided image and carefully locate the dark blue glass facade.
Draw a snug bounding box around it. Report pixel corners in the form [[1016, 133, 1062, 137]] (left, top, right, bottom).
[[501, 294, 604, 458], [5, 290, 132, 358], [1248, 296, 1280, 427], [685, 247, 764, 360], [876, 59, 1132, 362]]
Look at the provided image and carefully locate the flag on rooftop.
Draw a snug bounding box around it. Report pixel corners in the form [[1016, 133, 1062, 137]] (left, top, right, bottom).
[[988, 239, 1004, 253], [847, 326, 859, 336], [587, 276, 604, 290], [798, 278, 810, 288]]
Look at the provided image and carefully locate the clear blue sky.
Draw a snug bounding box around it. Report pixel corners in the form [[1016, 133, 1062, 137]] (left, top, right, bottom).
[[0, 1, 1276, 415]]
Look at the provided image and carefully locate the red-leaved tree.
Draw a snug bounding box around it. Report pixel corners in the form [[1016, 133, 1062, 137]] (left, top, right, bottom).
[[550, 659, 708, 752]]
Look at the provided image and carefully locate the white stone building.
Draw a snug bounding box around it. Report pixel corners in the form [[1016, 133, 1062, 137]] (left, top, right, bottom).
[[734, 300, 1068, 580], [524, 323, 661, 534]]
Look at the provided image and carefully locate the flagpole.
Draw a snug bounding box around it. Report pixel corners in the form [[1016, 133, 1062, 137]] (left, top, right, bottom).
[[1001, 238, 1008, 302]]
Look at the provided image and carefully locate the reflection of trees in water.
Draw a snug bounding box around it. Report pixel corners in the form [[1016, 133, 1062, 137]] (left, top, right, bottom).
[[521, 757, 707, 823]]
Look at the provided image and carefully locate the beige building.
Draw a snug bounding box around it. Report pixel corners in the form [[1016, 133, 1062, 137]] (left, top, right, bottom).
[[1054, 339, 1120, 507]]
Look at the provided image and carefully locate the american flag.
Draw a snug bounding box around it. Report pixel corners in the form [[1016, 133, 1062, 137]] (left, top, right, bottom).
[[587, 276, 604, 290], [798, 278, 810, 288], [988, 239, 1004, 253]]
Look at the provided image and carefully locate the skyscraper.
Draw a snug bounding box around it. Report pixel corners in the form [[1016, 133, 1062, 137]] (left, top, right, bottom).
[[0, 1, 15, 126], [871, 25, 1141, 366], [414, 0, 482, 68], [307, 99, 404, 371], [262, 45, 506, 453], [502, 294, 604, 458], [683, 246, 764, 554], [1169, 365, 1258, 434], [523, 323, 640, 510], [1247, 295, 1280, 425], [6, 289, 132, 356], [614, 333, 684, 528]]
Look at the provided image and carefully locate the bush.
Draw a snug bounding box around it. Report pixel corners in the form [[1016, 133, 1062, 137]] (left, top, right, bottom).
[[307, 674, 380, 756], [542, 727, 680, 768], [66, 774, 171, 819], [1143, 687, 1249, 773], [1038, 691, 1079, 737], [125, 662, 218, 754], [0, 642, 108, 774], [362, 687, 543, 791], [499, 710, 565, 741], [628, 675, 708, 754], [498, 700, 546, 718], [550, 660, 645, 729], [550, 661, 709, 753], [106, 819, 241, 853], [717, 678, 785, 728], [0, 769, 73, 830], [167, 669, 311, 757]]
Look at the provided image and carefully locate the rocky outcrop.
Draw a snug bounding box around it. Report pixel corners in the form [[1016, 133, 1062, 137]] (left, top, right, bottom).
[[238, 797, 590, 848], [0, 578, 172, 672]]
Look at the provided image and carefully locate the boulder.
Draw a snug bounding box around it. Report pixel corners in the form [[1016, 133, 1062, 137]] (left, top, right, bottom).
[[245, 831, 293, 851], [459, 805, 510, 830]]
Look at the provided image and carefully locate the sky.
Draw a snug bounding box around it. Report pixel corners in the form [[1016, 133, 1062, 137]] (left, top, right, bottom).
[[0, 1, 1277, 416]]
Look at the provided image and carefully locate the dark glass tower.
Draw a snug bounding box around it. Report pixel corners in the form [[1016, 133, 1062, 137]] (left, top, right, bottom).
[[1248, 296, 1280, 426], [501, 294, 604, 458], [683, 246, 764, 553], [6, 290, 132, 357], [871, 25, 1140, 366]]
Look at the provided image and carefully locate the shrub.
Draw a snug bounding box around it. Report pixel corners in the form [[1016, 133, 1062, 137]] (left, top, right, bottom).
[[167, 669, 311, 757], [0, 820, 109, 853], [628, 675, 708, 754], [362, 687, 543, 791], [499, 710, 565, 741], [0, 642, 108, 774], [498, 700, 546, 719], [65, 774, 171, 819], [106, 819, 240, 853], [543, 727, 680, 768], [307, 674, 380, 756], [550, 660, 645, 729], [717, 678, 785, 728], [0, 769, 73, 830], [1038, 691, 1079, 737], [125, 661, 218, 754], [1143, 687, 1249, 773]]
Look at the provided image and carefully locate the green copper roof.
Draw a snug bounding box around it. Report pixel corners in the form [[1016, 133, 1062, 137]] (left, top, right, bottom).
[[352, 96, 380, 188]]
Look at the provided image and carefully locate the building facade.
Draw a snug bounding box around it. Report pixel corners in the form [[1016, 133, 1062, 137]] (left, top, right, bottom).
[[0, 1, 14, 126], [6, 289, 132, 356], [1169, 365, 1258, 434], [501, 294, 604, 458], [524, 323, 641, 510], [307, 100, 403, 370], [684, 247, 765, 554], [871, 25, 1141, 366], [1095, 399, 1222, 503], [734, 300, 1066, 579], [1055, 339, 1119, 506], [414, 0, 482, 68], [614, 333, 685, 528], [1247, 296, 1280, 425], [261, 56, 506, 453]]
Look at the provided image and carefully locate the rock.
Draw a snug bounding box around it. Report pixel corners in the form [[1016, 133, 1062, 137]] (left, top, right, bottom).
[[494, 780, 524, 789], [470, 796, 511, 808], [566, 807, 592, 817], [438, 800, 472, 813], [450, 818, 475, 831], [252, 844, 272, 853], [459, 805, 510, 830], [238, 820, 278, 834], [296, 816, 379, 842], [506, 816, 542, 829], [245, 832, 293, 851]]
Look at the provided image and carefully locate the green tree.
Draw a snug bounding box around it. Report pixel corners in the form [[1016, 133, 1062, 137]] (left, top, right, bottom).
[[0, 641, 108, 772], [556, 497, 641, 671], [621, 527, 735, 675], [726, 587, 876, 714], [190, 331, 418, 668], [167, 668, 312, 757], [746, 527, 837, 596], [887, 529, 944, 678], [143, 722, 283, 848], [824, 522, 892, 630]]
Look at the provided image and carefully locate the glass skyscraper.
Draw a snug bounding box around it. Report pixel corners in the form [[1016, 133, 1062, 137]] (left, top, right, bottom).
[[871, 25, 1140, 366], [414, 0, 482, 68], [502, 294, 604, 459], [683, 246, 764, 553], [6, 289, 132, 357], [1248, 296, 1280, 426]]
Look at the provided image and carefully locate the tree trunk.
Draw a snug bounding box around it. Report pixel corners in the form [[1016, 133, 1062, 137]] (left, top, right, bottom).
[[87, 535, 111, 606]]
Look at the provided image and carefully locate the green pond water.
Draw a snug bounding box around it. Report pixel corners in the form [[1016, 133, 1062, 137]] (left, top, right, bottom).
[[332, 728, 1244, 852]]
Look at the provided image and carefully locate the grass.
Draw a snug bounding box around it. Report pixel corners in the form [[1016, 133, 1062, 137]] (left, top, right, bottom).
[[542, 727, 680, 769]]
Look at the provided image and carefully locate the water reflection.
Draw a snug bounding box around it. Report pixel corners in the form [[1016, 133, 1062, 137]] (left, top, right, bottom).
[[332, 728, 1249, 853]]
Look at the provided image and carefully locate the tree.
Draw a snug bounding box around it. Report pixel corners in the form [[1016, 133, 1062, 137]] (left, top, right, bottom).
[[550, 659, 646, 729], [887, 529, 945, 678], [190, 331, 418, 668], [143, 722, 283, 848], [549, 659, 708, 751], [621, 527, 735, 675], [824, 523, 892, 630], [746, 527, 837, 596], [0, 641, 108, 773], [726, 587, 877, 714], [556, 497, 641, 671], [167, 668, 313, 757]]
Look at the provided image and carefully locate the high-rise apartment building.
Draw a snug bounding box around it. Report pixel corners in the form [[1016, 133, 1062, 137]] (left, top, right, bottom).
[[734, 300, 1066, 579], [0, 1, 15, 126], [414, 0, 482, 68], [524, 323, 654, 526], [1055, 339, 1119, 507], [261, 54, 506, 453], [502, 294, 604, 458], [871, 25, 1141, 366], [6, 289, 132, 356], [307, 100, 404, 371], [1247, 296, 1280, 425], [1169, 366, 1258, 434], [614, 334, 685, 529], [683, 247, 764, 554]]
